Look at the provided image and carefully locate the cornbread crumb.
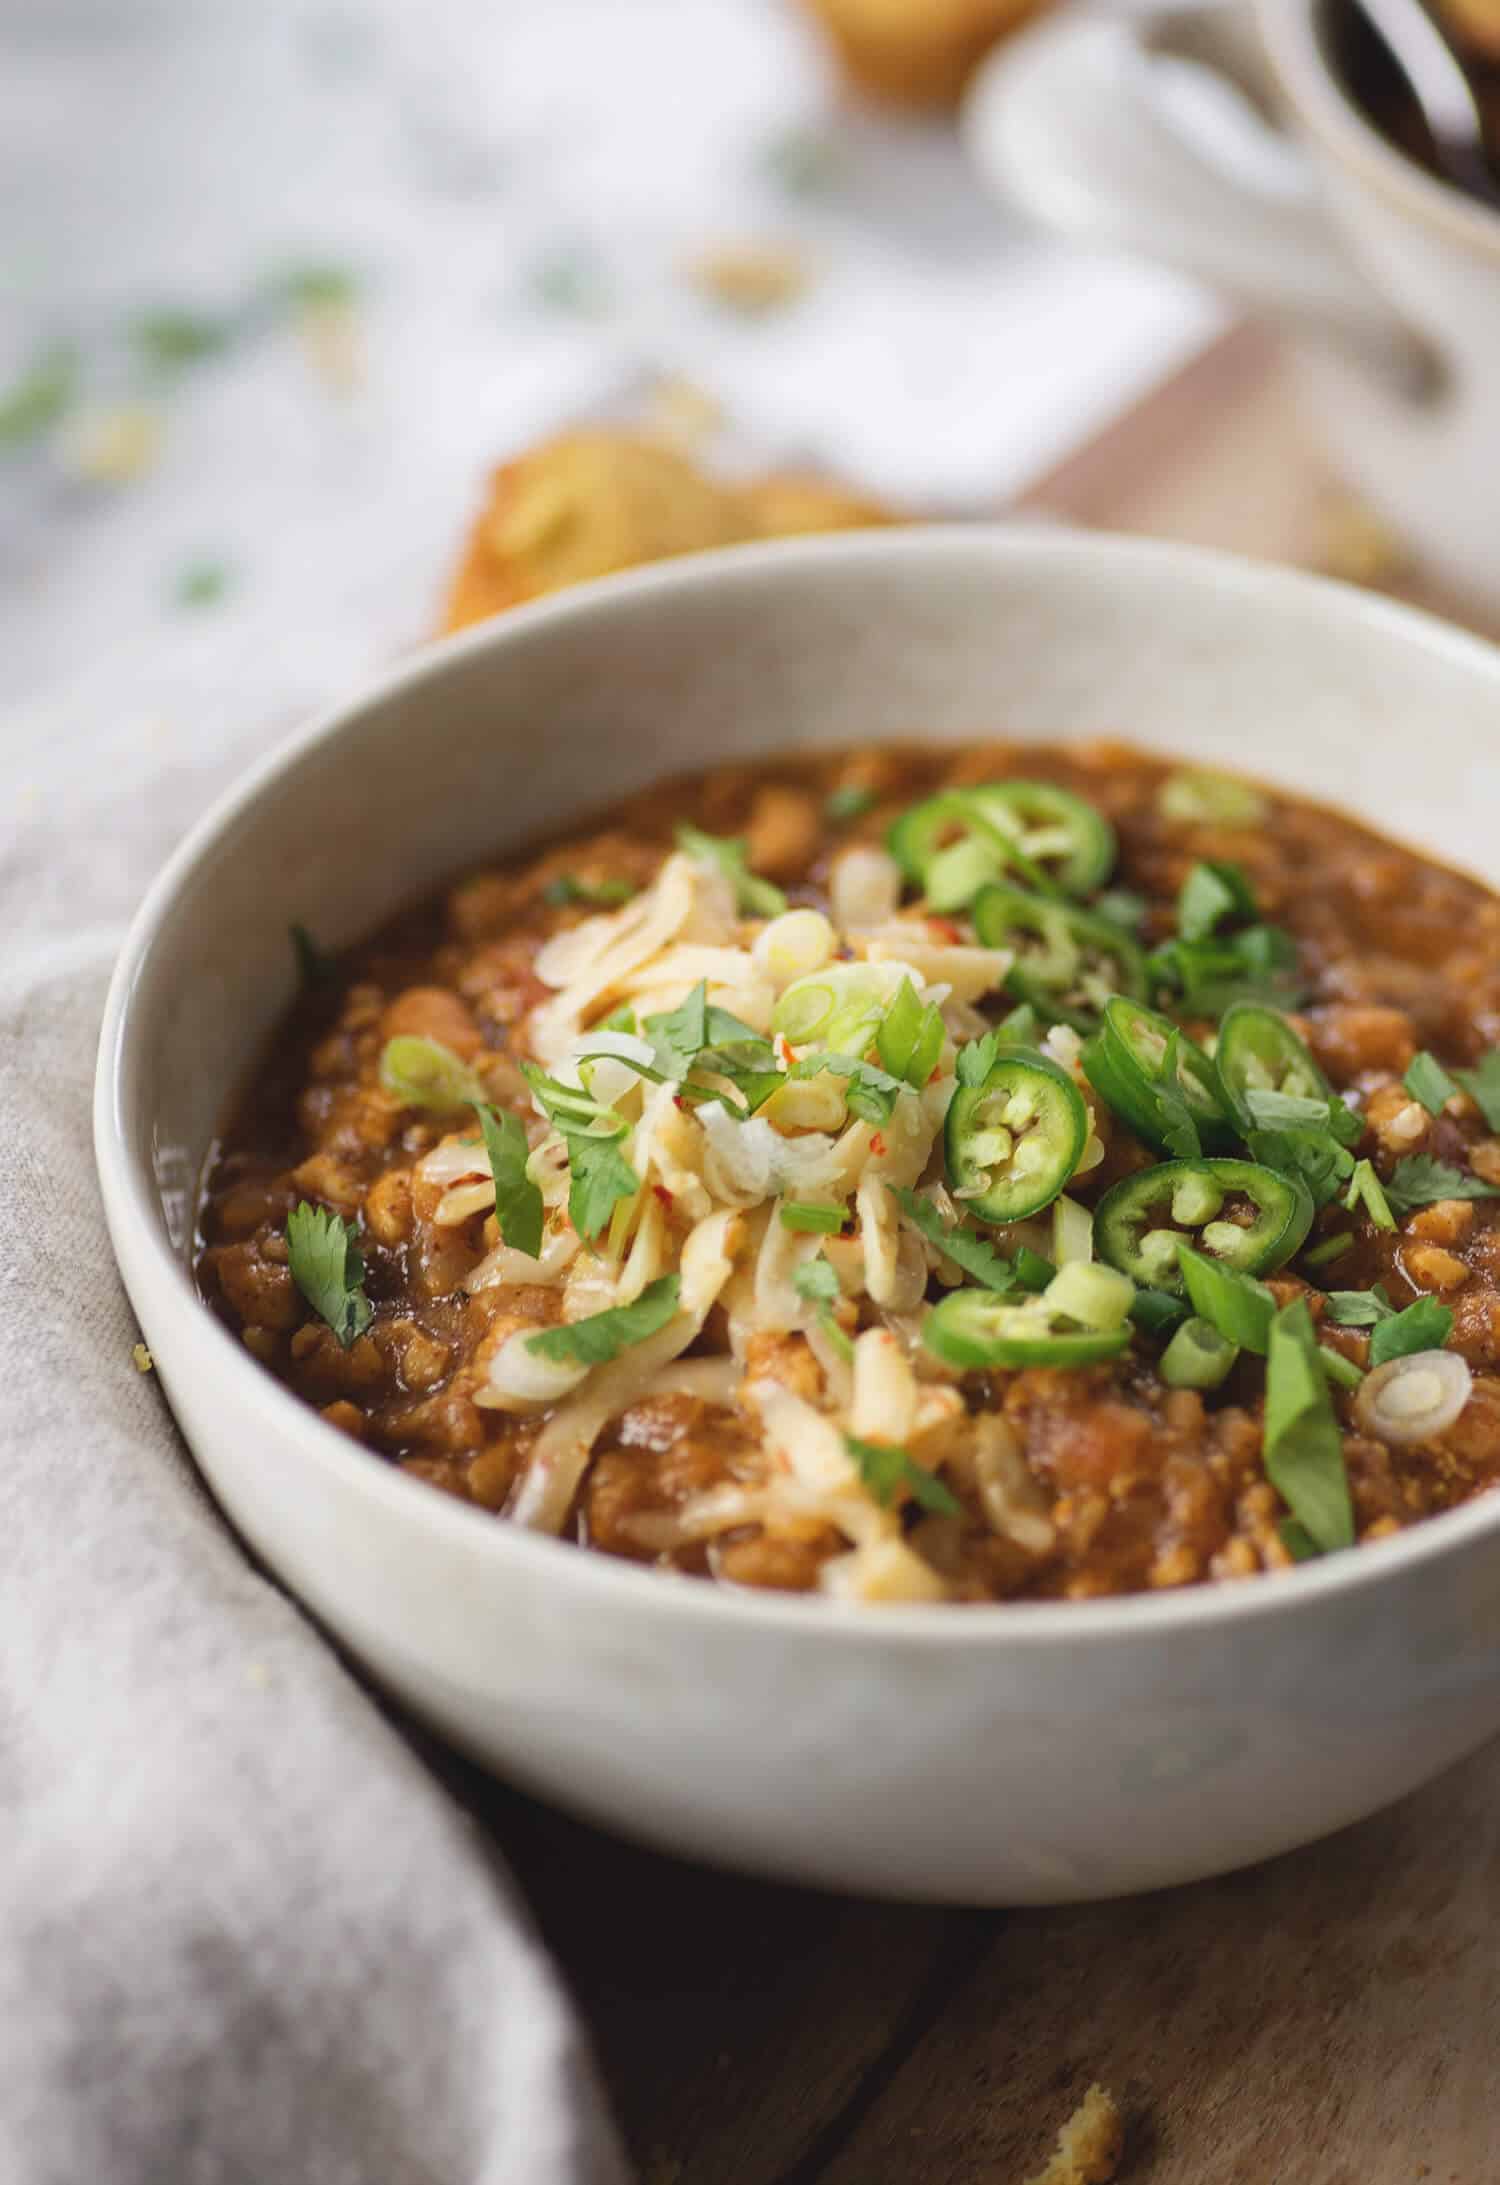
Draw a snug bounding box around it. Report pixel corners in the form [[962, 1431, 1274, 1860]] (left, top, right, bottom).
[[682, 241, 810, 316], [131, 1342, 154, 1374], [1025, 2083, 1123, 2185]]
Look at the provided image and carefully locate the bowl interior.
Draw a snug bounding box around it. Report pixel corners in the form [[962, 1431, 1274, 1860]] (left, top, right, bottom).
[[117, 528, 1500, 1289]]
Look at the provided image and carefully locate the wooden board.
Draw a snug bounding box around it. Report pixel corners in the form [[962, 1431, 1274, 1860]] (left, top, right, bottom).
[[442, 326, 1500, 2184]]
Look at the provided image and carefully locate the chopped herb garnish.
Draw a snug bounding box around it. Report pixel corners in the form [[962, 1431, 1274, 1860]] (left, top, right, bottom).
[[787, 1051, 905, 1125], [563, 1132, 641, 1243], [875, 977, 945, 1089], [1280, 1517, 1320, 1562], [996, 1001, 1042, 1045], [1344, 1157, 1397, 1229], [1302, 1232, 1353, 1267], [793, 1257, 841, 1305], [174, 557, 232, 609], [526, 1274, 680, 1366], [380, 1036, 485, 1112], [1177, 1243, 1276, 1353], [1386, 1155, 1500, 1213], [825, 783, 877, 822], [1455, 1049, 1500, 1130], [522, 1061, 628, 1138], [793, 1254, 854, 1359], [131, 308, 232, 372], [845, 1434, 960, 1516], [263, 260, 359, 315], [474, 1103, 544, 1259], [1148, 923, 1302, 1015], [893, 1188, 1016, 1290], [289, 921, 335, 986], [1247, 1125, 1355, 1208], [1404, 1051, 1459, 1116], [286, 1202, 373, 1349], [1130, 1286, 1191, 1338], [780, 1201, 846, 1233], [1177, 860, 1256, 941], [1369, 1296, 1454, 1367], [1322, 1285, 1394, 1328], [955, 1031, 1000, 1088], [1243, 1089, 1336, 1129], [1093, 888, 1148, 934], [1263, 1297, 1355, 1555], [674, 824, 787, 918], [525, 243, 612, 318], [1152, 1030, 1203, 1162], [1014, 1247, 1057, 1292], [541, 873, 636, 909], [0, 343, 77, 451], [596, 1004, 638, 1036], [761, 124, 839, 197], [1318, 1345, 1365, 1392]]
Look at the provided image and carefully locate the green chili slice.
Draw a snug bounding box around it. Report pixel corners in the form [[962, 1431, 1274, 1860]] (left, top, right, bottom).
[[944, 1046, 1088, 1224], [1081, 996, 1233, 1156], [923, 1284, 1131, 1372], [971, 883, 1147, 1032], [1093, 1158, 1314, 1292], [887, 780, 1115, 905], [1214, 1003, 1343, 1136]]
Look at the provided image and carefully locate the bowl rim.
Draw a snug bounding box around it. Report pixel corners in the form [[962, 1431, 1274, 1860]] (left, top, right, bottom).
[[95, 521, 1500, 1648]]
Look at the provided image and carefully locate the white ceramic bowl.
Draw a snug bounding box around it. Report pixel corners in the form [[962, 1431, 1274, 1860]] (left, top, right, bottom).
[[96, 528, 1500, 1905]]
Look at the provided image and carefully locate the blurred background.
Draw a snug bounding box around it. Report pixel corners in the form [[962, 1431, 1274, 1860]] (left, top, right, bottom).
[[1, 0, 1230, 728]]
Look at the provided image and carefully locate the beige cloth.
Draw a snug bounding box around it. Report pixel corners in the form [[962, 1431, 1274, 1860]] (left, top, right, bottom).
[[0, 636, 629, 2185]]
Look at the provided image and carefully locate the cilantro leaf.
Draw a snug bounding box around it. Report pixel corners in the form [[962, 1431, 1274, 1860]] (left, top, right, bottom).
[[522, 1060, 627, 1137], [562, 1131, 640, 1243], [380, 1036, 485, 1113], [1344, 1157, 1397, 1229], [956, 1031, 1000, 1088], [1247, 1125, 1355, 1209], [1148, 924, 1302, 1014], [0, 342, 76, 451], [131, 308, 232, 371], [845, 1434, 961, 1516], [526, 1274, 681, 1366], [1243, 1089, 1337, 1129], [1263, 1298, 1355, 1555], [787, 1051, 904, 1124], [1153, 1030, 1202, 1162], [1386, 1155, 1500, 1213], [1321, 1285, 1394, 1328], [893, 1188, 1016, 1290], [875, 977, 945, 1089], [1404, 1051, 1459, 1116], [1369, 1296, 1454, 1366], [1456, 1049, 1500, 1131], [474, 1104, 543, 1258], [286, 1202, 374, 1349], [674, 824, 787, 918], [793, 1254, 853, 1358], [1177, 860, 1256, 941]]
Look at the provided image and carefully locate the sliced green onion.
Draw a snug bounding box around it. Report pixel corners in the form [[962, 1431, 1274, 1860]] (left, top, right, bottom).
[[1044, 1260, 1134, 1331], [1318, 1345, 1365, 1392], [1176, 1243, 1276, 1353], [779, 1201, 846, 1234], [1303, 1232, 1354, 1268], [1404, 1051, 1459, 1116], [380, 1036, 484, 1112], [1157, 768, 1267, 828], [1344, 1158, 1396, 1231], [1051, 1193, 1094, 1267], [1160, 1316, 1238, 1389]]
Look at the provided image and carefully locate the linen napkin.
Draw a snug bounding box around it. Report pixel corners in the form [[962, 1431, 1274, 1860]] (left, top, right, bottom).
[[0, 631, 630, 2185]]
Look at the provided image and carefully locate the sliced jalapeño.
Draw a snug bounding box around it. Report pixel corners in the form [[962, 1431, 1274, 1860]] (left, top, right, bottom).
[[945, 1046, 1088, 1224], [1082, 995, 1233, 1155], [1093, 1157, 1313, 1291], [888, 780, 1116, 907]]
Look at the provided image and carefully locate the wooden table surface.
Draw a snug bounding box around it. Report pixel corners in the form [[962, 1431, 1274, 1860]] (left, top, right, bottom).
[[453, 326, 1500, 2184]]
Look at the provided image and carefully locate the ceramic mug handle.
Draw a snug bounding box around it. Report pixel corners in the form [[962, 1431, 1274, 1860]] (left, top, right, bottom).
[[963, 1, 1436, 395]]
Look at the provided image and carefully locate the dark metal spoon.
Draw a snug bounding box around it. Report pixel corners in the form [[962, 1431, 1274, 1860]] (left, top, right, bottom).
[[1349, 0, 1500, 208]]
